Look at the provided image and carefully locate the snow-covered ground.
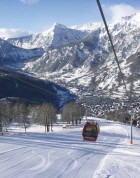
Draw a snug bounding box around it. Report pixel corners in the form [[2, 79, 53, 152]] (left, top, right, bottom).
[[0, 118, 140, 178]]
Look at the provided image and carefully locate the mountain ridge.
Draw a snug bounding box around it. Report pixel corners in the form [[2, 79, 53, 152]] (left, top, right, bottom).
[[2, 12, 140, 108], [0, 67, 76, 110]]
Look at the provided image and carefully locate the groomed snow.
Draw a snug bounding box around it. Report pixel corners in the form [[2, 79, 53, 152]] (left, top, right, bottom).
[[0, 118, 140, 178]]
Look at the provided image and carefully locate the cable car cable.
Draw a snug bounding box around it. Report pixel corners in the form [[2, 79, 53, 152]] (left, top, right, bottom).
[[96, 0, 129, 99], [96, 0, 133, 144]]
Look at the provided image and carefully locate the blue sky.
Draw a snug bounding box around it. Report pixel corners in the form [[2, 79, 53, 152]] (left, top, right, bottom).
[[0, 0, 140, 38]]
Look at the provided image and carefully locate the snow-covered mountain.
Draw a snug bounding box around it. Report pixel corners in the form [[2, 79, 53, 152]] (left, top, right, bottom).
[[71, 22, 101, 32], [5, 12, 140, 107], [0, 38, 44, 65], [8, 23, 88, 50]]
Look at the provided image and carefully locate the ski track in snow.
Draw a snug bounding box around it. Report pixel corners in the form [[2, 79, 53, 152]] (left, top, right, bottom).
[[93, 125, 129, 178], [0, 121, 138, 178]]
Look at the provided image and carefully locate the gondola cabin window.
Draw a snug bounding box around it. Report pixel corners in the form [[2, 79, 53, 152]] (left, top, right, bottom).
[[85, 125, 96, 132]]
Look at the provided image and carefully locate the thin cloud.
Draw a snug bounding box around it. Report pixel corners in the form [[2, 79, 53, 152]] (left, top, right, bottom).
[[104, 4, 136, 22], [0, 28, 33, 39], [20, 0, 39, 4]]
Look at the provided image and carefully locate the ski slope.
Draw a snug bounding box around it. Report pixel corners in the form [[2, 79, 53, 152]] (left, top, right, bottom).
[[0, 119, 140, 178]]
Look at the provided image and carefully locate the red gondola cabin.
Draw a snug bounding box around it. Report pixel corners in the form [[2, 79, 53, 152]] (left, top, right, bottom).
[[82, 121, 100, 141]]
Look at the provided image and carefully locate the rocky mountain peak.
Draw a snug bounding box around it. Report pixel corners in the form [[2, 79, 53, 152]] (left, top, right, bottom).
[[4, 14, 140, 107], [42, 23, 67, 36]]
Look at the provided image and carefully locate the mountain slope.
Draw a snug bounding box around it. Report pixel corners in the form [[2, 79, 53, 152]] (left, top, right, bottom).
[[0, 67, 76, 109], [8, 23, 87, 50], [5, 13, 140, 106], [0, 38, 44, 65]]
